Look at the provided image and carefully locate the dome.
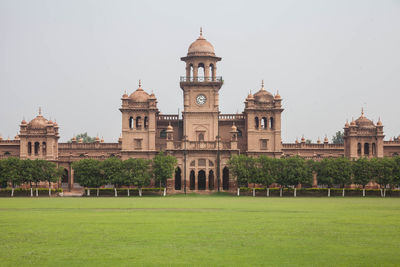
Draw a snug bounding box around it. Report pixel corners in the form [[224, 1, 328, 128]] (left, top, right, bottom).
[[355, 110, 374, 128], [254, 88, 274, 103], [274, 91, 281, 100], [167, 123, 173, 132], [28, 111, 48, 129], [129, 81, 150, 102], [187, 29, 215, 57], [377, 118, 382, 126], [231, 123, 237, 132]]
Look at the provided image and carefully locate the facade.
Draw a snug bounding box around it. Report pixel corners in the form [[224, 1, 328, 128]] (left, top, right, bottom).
[[1, 31, 400, 192]]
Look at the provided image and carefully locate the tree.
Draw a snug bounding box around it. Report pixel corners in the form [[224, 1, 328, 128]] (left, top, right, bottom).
[[0, 157, 22, 196], [371, 157, 395, 197], [284, 156, 311, 197], [352, 157, 373, 197], [41, 161, 62, 196], [331, 157, 353, 197], [152, 151, 177, 195], [257, 156, 276, 197], [332, 131, 344, 144], [228, 155, 257, 196], [69, 132, 96, 143], [101, 157, 124, 197], [31, 159, 48, 197], [314, 158, 335, 197], [392, 156, 400, 188], [123, 158, 151, 197], [20, 159, 34, 196], [72, 159, 102, 196]]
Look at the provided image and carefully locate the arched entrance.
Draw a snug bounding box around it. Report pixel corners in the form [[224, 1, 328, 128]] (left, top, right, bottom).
[[62, 169, 69, 183], [175, 167, 182, 190], [223, 167, 229, 190], [190, 170, 195, 190], [208, 170, 214, 190], [198, 170, 206, 190]]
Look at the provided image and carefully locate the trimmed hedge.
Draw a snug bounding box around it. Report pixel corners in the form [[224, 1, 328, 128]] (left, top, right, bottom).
[[238, 187, 400, 197], [84, 188, 164, 197], [0, 188, 63, 197]]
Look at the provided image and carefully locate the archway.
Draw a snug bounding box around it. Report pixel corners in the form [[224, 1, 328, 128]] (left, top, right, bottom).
[[190, 170, 195, 190], [62, 169, 69, 184], [364, 143, 370, 156], [175, 167, 182, 190], [223, 167, 229, 190], [198, 170, 206, 190], [208, 170, 214, 190]]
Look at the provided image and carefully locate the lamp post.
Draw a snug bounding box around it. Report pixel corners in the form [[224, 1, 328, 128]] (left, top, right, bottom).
[[183, 135, 187, 195], [216, 135, 220, 192]]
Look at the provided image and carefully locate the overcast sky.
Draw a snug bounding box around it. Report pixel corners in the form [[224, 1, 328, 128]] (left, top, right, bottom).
[[0, 0, 399, 143]]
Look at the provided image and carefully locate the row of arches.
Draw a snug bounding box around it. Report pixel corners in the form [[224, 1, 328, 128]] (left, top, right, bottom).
[[27, 141, 46, 156], [357, 142, 376, 156], [186, 63, 216, 81], [174, 167, 230, 190], [255, 116, 274, 130], [129, 116, 149, 130]]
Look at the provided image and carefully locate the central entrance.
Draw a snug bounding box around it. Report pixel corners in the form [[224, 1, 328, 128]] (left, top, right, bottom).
[[198, 170, 206, 190]]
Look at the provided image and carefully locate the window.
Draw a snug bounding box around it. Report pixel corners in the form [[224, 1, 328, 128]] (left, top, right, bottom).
[[129, 117, 134, 129], [136, 116, 142, 129], [34, 142, 40, 155], [260, 139, 268, 150], [237, 129, 242, 137], [28, 142, 32, 155], [198, 133, 204, 141], [198, 159, 206, 166], [270, 117, 274, 129], [160, 129, 167, 138], [42, 142, 46, 155], [134, 139, 142, 150], [255, 117, 259, 129], [144, 117, 149, 129], [261, 117, 268, 129]]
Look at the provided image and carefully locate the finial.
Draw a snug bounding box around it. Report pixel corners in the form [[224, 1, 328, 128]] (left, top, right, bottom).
[[200, 27, 203, 37], [261, 80, 264, 90], [139, 80, 142, 88], [39, 107, 42, 115], [361, 107, 364, 116]]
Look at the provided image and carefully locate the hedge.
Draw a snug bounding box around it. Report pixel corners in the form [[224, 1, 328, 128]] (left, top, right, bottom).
[[84, 188, 164, 197], [0, 188, 63, 197]]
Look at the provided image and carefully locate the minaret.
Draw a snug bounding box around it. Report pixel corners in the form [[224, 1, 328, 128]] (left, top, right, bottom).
[[180, 29, 223, 142]]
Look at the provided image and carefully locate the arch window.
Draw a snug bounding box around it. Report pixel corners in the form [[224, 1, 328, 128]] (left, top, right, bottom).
[[4, 151, 10, 156], [34, 142, 40, 155], [28, 142, 32, 155], [357, 143, 362, 156], [255, 117, 259, 129], [198, 170, 206, 190], [136, 116, 142, 129], [270, 117, 274, 129], [261, 117, 268, 129], [208, 170, 214, 190], [364, 143, 370, 156], [42, 142, 46, 156], [198, 133, 204, 141], [237, 129, 242, 137], [62, 169, 69, 184], [144, 117, 149, 129], [222, 167, 229, 190], [175, 167, 182, 190], [129, 116, 134, 129], [198, 63, 205, 80], [160, 129, 167, 138]]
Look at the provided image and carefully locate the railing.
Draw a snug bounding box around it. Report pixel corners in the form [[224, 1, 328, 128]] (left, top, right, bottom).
[[180, 76, 223, 83], [59, 143, 120, 149], [170, 141, 231, 150], [219, 114, 245, 120], [384, 141, 400, 145], [157, 114, 179, 121]]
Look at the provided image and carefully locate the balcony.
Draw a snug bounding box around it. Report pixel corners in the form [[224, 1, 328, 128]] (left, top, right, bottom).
[[180, 76, 223, 86]]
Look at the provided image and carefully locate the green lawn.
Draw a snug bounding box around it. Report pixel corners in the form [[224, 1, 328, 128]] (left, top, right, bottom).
[[0, 196, 399, 266]]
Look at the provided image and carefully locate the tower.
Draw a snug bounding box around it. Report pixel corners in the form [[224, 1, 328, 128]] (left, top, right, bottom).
[[344, 109, 384, 159], [180, 29, 223, 142], [120, 81, 158, 158], [19, 108, 59, 160], [244, 82, 283, 157]]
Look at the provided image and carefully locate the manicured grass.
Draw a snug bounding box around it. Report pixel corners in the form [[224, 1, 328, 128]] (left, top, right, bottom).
[[0, 196, 399, 266]]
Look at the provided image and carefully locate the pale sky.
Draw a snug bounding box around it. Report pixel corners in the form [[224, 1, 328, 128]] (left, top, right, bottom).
[[1, 0, 399, 143]]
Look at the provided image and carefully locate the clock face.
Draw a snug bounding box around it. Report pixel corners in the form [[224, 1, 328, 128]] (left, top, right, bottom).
[[196, 94, 207, 105]]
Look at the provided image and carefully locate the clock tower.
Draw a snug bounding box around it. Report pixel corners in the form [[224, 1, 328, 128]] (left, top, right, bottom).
[[180, 29, 223, 142]]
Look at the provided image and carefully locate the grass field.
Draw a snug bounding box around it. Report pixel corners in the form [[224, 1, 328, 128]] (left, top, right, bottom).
[[0, 195, 400, 266]]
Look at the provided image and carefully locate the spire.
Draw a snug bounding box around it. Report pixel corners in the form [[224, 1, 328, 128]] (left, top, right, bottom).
[[139, 79, 142, 88], [361, 107, 364, 117], [261, 80, 265, 90], [200, 27, 203, 37], [38, 107, 42, 116]]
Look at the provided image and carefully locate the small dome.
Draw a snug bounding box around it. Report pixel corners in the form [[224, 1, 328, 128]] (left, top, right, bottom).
[[78, 138, 83, 143], [122, 91, 129, 98], [95, 136, 100, 141], [274, 91, 281, 100], [317, 137, 321, 144], [246, 92, 254, 100], [14, 134, 19, 140], [129, 81, 150, 102], [231, 123, 237, 132], [100, 137, 104, 143], [377, 118, 382, 126], [345, 120, 349, 127], [187, 29, 215, 57], [301, 136, 305, 142], [254, 88, 274, 103], [28, 114, 48, 129], [21, 119, 27, 125], [47, 120, 53, 125], [355, 114, 374, 128], [324, 136, 329, 143], [167, 123, 173, 132], [71, 136, 76, 142]]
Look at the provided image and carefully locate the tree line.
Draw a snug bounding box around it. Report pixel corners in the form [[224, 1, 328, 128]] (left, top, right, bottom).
[[0, 157, 63, 196], [228, 155, 400, 197], [72, 152, 177, 196]]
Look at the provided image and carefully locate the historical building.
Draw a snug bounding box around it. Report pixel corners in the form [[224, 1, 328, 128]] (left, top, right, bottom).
[[1, 31, 399, 193]]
